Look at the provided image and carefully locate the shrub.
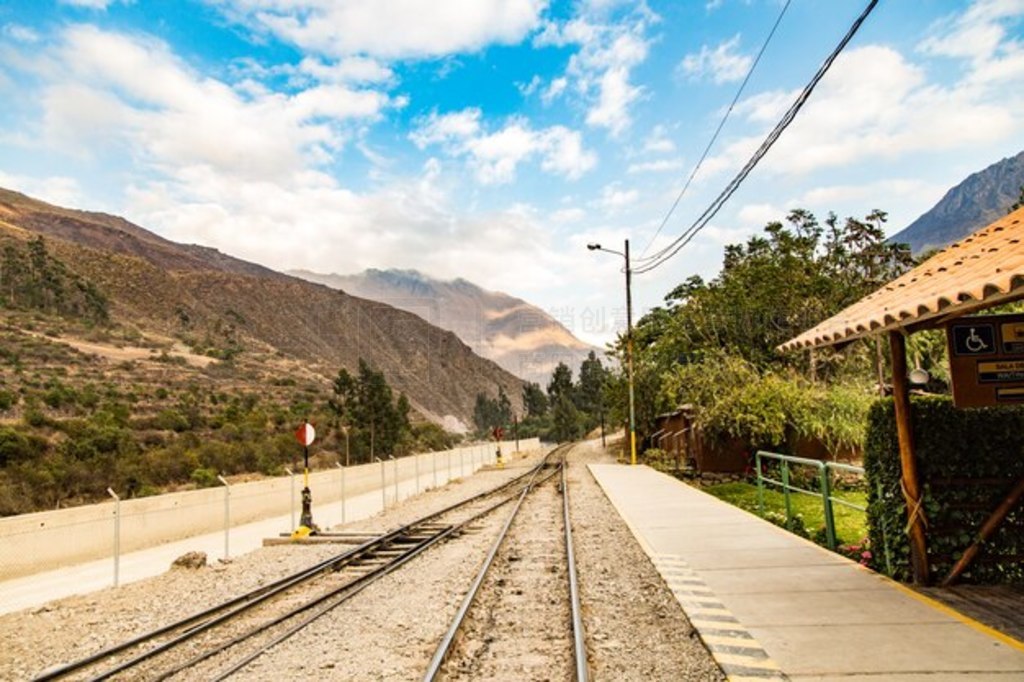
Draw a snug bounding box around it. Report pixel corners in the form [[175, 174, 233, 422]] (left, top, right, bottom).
[[190, 467, 218, 488], [0, 390, 17, 411], [153, 408, 190, 432], [662, 351, 871, 454], [0, 428, 37, 467]]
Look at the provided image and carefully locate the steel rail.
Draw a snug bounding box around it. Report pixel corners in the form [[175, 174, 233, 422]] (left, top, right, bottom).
[[563, 455, 589, 682], [35, 448, 559, 682], [205, 482, 537, 681], [178, 451, 569, 680], [422, 450, 565, 681]]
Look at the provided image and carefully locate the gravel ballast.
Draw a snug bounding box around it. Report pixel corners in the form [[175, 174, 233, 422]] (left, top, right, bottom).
[[0, 442, 723, 680]]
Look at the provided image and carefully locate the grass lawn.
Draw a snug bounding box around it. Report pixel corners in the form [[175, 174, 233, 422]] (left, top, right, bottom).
[[703, 481, 869, 545]]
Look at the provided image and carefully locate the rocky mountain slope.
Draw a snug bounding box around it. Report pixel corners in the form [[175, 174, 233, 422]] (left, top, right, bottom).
[[290, 268, 599, 385], [0, 188, 524, 429], [889, 150, 1024, 253]]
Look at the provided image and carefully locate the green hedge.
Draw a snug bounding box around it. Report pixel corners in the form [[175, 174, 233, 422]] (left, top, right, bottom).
[[865, 396, 1024, 584]]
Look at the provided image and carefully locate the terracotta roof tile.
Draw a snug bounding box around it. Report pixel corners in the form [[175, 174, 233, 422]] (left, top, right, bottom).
[[779, 207, 1024, 352]]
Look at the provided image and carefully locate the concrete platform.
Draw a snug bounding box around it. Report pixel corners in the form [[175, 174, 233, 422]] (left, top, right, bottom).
[[589, 464, 1024, 681]]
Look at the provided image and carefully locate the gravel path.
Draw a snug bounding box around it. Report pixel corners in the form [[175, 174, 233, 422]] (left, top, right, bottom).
[[0, 442, 724, 681]]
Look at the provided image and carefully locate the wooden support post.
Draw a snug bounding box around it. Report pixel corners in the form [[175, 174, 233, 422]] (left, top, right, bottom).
[[941, 475, 1024, 587], [889, 330, 930, 584]]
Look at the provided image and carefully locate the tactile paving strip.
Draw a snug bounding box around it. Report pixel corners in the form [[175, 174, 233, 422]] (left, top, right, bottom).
[[650, 553, 788, 682]]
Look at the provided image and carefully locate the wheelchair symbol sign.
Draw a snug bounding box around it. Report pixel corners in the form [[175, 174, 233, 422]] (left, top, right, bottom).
[[952, 324, 996, 356]]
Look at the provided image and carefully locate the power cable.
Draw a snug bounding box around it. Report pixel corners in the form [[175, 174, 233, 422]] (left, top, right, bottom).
[[634, 0, 880, 275], [638, 0, 792, 260]]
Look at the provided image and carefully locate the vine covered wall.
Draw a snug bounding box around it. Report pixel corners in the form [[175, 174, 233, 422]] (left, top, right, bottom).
[[865, 396, 1024, 584]]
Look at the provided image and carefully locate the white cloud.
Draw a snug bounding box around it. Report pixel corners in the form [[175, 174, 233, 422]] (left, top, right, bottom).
[[410, 109, 483, 148], [796, 179, 943, 209], [642, 125, 676, 154], [596, 183, 638, 211], [213, 0, 548, 59], [736, 203, 782, 228], [123, 163, 577, 303], [517, 74, 542, 96], [542, 76, 567, 104], [535, 6, 655, 136], [59, 0, 120, 8], [551, 207, 586, 224], [411, 108, 596, 184], [297, 56, 393, 84], [703, 43, 1023, 178], [35, 25, 396, 183], [2, 24, 40, 43], [680, 35, 752, 84], [918, 0, 1024, 86], [627, 158, 684, 174], [0, 172, 85, 207]]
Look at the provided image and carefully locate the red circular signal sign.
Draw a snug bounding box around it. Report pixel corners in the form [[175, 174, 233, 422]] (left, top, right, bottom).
[[295, 422, 316, 447]]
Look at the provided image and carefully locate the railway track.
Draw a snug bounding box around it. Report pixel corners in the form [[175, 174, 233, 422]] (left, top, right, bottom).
[[423, 447, 589, 681], [33, 448, 567, 682]]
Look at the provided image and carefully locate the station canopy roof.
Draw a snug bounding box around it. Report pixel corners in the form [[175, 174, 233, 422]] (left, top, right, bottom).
[[779, 206, 1024, 352]]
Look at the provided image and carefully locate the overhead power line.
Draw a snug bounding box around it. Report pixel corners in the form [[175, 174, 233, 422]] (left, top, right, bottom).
[[639, 0, 792, 260], [633, 0, 880, 275]]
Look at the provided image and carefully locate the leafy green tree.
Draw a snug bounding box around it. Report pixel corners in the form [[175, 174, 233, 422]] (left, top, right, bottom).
[[327, 360, 410, 461], [328, 368, 356, 430], [603, 208, 911, 454], [550, 395, 583, 442], [575, 351, 609, 430], [522, 382, 548, 418], [354, 359, 402, 459], [473, 393, 499, 435], [547, 362, 574, 404], [497, 386, 512, 424], [473, 387, 512, 437]]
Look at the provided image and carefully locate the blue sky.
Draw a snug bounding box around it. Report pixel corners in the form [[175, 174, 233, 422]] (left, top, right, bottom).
[[1, 0, 1023, 348]]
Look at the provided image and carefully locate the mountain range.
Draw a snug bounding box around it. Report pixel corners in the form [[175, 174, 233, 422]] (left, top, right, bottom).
[[290, 268, 599, 386], [889, 149, 1024, 253], [0, 187, 524, 430]]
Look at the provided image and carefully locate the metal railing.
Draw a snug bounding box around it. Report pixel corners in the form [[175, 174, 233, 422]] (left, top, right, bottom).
[[755, 450, 892, 574]]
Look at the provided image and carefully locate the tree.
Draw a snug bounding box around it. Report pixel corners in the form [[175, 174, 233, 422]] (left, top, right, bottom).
[[604, 208, 913, 455], [547, 362, 574, 404], [550, 395, 582, 442], [329, 360, 410, 461], [473, 387, 512, 437], [497, 387, 513, 425], [575, 351, 609, 430], [328, 368, 356, 430], [473, 393, 500, 435], [522, 382, 548, 418]]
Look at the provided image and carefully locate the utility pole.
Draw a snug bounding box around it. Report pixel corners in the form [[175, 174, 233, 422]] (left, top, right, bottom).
[[587, 239, 638, 466], [625, 238, 637, 466]]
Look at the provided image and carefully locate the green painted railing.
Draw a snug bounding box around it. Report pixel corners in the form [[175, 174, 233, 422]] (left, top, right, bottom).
[[755, 450, 892, 574]]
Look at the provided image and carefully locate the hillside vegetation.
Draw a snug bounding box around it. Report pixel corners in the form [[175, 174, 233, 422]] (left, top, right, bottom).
[[0, 188, 520, 514]]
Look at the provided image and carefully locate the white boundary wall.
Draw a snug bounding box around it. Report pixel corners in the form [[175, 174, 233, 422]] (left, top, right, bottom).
[[0, 439, 537, 580]]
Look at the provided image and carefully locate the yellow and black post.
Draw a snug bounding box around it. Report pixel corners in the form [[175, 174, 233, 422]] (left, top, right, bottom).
[[295, 421, 317, 534]]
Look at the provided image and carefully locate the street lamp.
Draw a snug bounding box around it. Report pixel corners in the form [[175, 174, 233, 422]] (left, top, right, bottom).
[[587, 239, 637, 466]]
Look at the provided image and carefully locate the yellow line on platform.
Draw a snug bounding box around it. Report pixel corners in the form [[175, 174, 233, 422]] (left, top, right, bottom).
[[880, 575, 1024, 653]]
